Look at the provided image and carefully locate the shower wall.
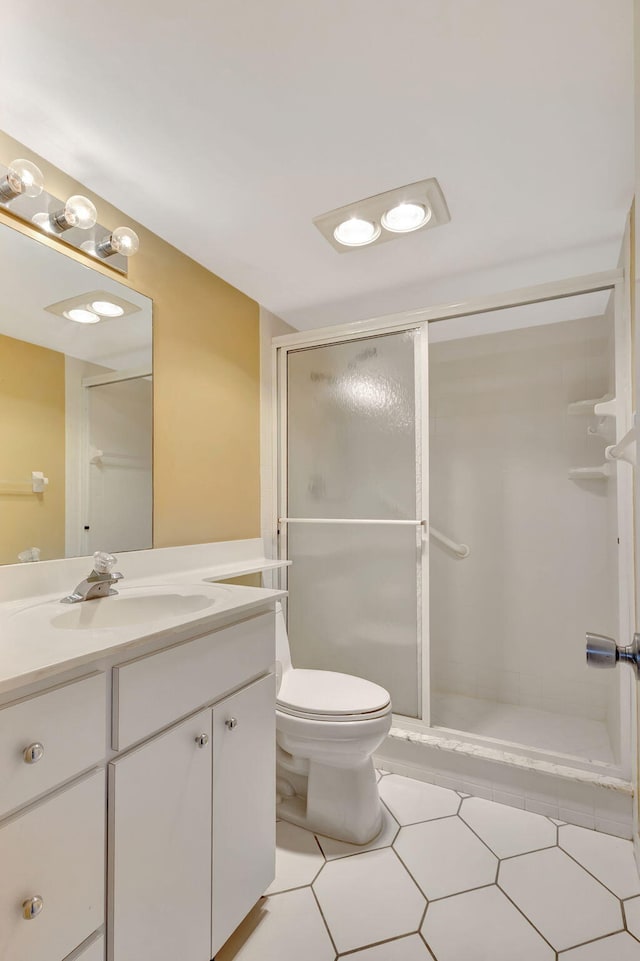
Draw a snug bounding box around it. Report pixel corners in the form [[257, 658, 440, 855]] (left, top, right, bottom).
[[429, 314, 619, 750]]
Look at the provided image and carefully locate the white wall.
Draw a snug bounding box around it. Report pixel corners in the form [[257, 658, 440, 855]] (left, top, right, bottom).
[[429, 312, 619, 730]]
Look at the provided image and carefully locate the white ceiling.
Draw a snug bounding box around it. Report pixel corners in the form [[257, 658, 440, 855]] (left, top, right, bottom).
[[0, 1, 634, 330]]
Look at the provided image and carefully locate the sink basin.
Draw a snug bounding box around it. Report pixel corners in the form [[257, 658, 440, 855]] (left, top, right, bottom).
[[11, 585, 230, 631]]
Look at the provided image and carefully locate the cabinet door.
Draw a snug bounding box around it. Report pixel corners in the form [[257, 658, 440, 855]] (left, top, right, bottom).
[[212, 674, 276, 956], [109, 709, 212, 961]]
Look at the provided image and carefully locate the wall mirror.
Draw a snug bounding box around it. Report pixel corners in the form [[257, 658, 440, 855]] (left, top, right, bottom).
[[0, 221, 152, 565]]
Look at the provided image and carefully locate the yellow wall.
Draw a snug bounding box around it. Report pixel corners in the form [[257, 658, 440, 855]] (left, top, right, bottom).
[[0, 333, 65, 563], [0, 131, 260, 548]]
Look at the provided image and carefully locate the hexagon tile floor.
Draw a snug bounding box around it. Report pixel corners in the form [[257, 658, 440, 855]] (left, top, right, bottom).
[[216, 772, 640, 961]]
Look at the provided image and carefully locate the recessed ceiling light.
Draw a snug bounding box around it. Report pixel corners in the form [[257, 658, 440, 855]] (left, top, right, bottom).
[[333, 218, 380, 247], [314, 177, 449, 253], [382, 202, 431, 233], [90, 300, 124, 317], [45, 289, 142, 322], [64, 308, 100, 324]]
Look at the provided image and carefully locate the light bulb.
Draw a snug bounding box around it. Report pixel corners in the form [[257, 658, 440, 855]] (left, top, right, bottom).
[[96, 226, 140, 259], [333, 218, 380, 247], [0, 159, 45, 202], [51, 194, 97, 232], [381, 202, 431, 233], [90, 300, 124, 317], [64, 308, 100, 324]]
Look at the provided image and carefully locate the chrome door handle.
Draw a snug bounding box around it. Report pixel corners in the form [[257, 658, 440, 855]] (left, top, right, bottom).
[[22, 896, 44, 920], [586, 632, 640, 677], [194, 733, 209, 748], [225, 718, 238, 730]]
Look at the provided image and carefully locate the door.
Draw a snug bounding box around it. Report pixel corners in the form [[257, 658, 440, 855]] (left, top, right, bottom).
[[280, 329, 427, 720], [108, 709, 212, 961], [212, 674, 276, 956], [85, 375, 152, 554]]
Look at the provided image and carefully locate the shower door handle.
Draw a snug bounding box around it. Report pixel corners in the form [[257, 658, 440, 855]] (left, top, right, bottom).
[[586, 632, 640, 677]]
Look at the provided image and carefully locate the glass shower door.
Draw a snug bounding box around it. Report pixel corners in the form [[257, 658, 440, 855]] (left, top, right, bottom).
[[282, 329, 426, 719]]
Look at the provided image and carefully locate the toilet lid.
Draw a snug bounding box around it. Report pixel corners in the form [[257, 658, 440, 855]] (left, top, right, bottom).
[[277, 669, 391, 717]]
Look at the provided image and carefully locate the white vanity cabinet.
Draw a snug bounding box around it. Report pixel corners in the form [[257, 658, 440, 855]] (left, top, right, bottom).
[[0, 601, 278, 961]]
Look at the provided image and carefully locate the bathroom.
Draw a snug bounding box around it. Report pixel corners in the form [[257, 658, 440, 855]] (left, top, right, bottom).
[[0, 2, 640, 960]]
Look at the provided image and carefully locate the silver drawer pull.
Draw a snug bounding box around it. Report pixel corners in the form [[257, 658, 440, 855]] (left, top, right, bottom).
[[225, 717, 238, 730], [23, 743, 44, 764], [22, 896, 44, 920], [195, 733, 209, 748]]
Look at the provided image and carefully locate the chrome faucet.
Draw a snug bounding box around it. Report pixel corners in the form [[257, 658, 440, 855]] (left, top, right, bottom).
[[61, 551, 124, 604]]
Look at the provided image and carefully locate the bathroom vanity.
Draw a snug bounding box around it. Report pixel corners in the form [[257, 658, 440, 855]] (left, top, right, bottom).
[[0, 575, 285, 961]]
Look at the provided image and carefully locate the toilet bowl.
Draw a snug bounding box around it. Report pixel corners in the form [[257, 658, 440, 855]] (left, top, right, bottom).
[[274, 603, 392, 845]]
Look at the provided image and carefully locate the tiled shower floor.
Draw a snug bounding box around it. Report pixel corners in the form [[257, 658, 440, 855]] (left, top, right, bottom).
[[216, 773, 640, 961], [431, 692, 615, 764]]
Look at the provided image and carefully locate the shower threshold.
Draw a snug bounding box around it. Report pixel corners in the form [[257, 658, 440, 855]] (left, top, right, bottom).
[[429, 691, 615, 766]]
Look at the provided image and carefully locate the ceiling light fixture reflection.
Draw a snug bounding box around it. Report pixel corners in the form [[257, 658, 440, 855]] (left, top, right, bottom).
[[50, 195, 98, 232], [333, 218, 380, 247], [90, 300, 124, 317], [381, 202, 431, 233], [0, 159, 45, 203], [96, 226, 140, 259], [64, 308, 100, 324]]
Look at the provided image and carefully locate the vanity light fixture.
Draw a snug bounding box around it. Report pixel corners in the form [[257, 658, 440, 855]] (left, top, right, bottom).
[[314, 177, 450, 253], [0, 159, 45, 203], [0, 157, 137, 274], [96, 226, 140, 259]]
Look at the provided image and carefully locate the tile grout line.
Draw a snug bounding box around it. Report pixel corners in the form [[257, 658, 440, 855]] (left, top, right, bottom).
[[494, 879, 560, 956], [309, 882, 340, 958]]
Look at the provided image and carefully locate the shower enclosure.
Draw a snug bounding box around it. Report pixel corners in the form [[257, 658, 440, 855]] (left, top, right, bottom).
[[274, 271, 634, 783]]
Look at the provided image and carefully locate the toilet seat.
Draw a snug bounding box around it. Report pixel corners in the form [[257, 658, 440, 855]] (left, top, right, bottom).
[[277, 668, 391, 722]]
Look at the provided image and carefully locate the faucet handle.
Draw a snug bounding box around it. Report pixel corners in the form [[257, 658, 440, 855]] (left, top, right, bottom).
[[93, 551, 117, 574]]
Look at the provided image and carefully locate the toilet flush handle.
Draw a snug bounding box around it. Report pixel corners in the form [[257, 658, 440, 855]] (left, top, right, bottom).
[[586, 632, 640, 677]]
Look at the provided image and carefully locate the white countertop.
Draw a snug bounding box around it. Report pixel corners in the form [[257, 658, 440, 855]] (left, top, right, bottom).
[[0, 572, 286, 696]]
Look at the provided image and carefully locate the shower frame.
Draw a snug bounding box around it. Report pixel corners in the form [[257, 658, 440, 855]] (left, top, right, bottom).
[[272, 268, 634, 780]]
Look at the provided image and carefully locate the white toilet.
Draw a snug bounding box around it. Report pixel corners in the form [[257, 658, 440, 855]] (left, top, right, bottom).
[[274, 603, 392, 844]]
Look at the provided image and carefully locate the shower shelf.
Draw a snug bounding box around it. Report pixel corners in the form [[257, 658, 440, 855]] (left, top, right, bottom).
[[567, 394, 616, 418], [568, 464, 612, 481]]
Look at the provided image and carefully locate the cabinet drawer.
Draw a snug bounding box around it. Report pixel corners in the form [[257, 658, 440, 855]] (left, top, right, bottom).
[[0, 769, 105, 961], [0, 674, 107, 818], [113, 611, 275, 749]]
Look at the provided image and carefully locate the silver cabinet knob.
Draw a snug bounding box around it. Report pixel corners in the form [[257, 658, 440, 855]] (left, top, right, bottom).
[[23, 743, 44, 764], [586, 632, 640, 677], [22, 896, 44, 920], [195, 733, 209, 748], [225, 717, 238, 730]]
